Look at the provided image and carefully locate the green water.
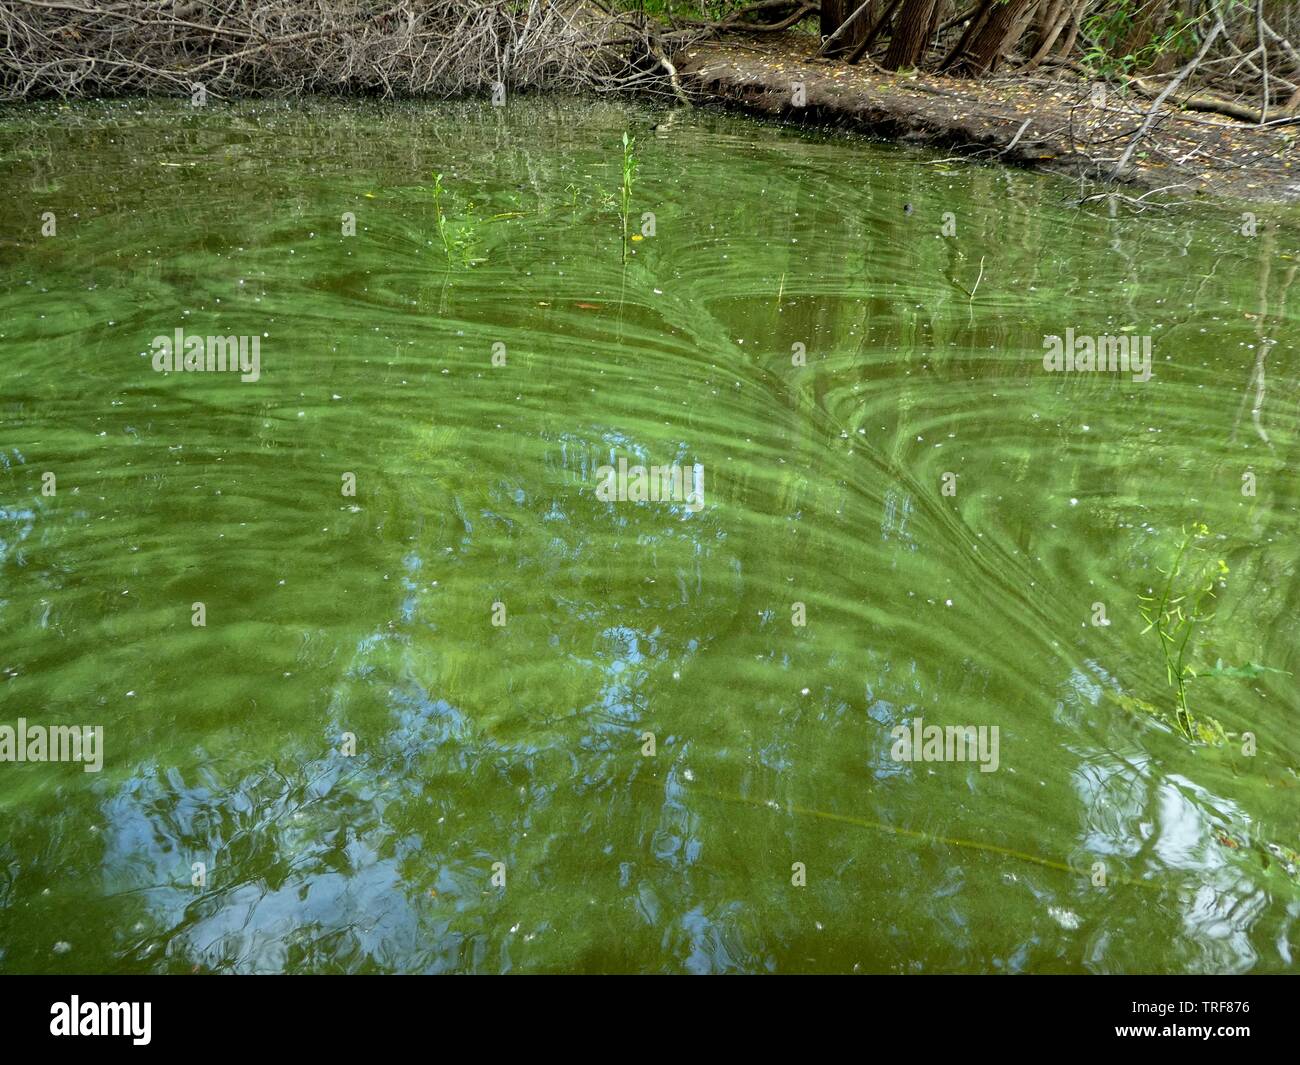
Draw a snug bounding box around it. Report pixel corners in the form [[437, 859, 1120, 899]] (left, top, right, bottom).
[[1, 97, 1297, 974]]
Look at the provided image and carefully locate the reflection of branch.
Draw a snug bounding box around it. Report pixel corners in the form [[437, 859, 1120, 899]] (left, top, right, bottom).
[[1249, 340, 1274, 447], [947, 255, 985, 300], [1231, 230, 1285, 450], [1069, 184, 1191, 212], [1248, 227, 1276, 450]]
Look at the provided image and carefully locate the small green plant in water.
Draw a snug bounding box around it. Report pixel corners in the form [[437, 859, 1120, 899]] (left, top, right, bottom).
[[1137, 523, 1226, 740], [620, 131, 637, 256], [1138, 523, 1213, 736], [431, 173, 484, 266], [1135, 524, 1286, 743], [433, 173, 452, 258]]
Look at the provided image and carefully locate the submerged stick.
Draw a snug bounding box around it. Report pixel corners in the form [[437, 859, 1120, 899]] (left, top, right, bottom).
[[696, 786, 1161, 890]]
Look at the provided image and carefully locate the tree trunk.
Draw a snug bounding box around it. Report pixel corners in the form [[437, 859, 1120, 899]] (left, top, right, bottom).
[[881, 0, 940, 69], [946, 0, 1038, 75], [1025, 0, 1074, 68], [939, 0, 992, 70], [822, 0, 877, 56], [924, 0, 948, 54], [821, 0, 848, 41], [1004, 0, 1044, 67], [1053, 0, 1084, 60], [1027, 0, 1061, 50], [847, 0, 904, 64]]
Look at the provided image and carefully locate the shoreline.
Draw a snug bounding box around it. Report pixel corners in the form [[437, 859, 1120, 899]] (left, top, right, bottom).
[[4, 41, 1297, 209], [673, 34, 1300, 208]]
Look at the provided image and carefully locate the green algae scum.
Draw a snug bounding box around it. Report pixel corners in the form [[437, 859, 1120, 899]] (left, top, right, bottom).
[[1, 97, 1298, 974]]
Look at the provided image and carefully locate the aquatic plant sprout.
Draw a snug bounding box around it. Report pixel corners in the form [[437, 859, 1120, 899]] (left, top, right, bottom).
[[1138, 524, 1222, 739], [431, 173, 484, 266], [621, 130, 637, 256], [1135, 524, 1284, 744]]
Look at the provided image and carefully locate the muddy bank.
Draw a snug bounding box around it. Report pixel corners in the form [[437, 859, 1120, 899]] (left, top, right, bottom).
[[673, 34, 1300, 207]]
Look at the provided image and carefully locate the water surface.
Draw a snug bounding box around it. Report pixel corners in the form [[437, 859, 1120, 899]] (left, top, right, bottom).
[[1, 97, 1298, 973]]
